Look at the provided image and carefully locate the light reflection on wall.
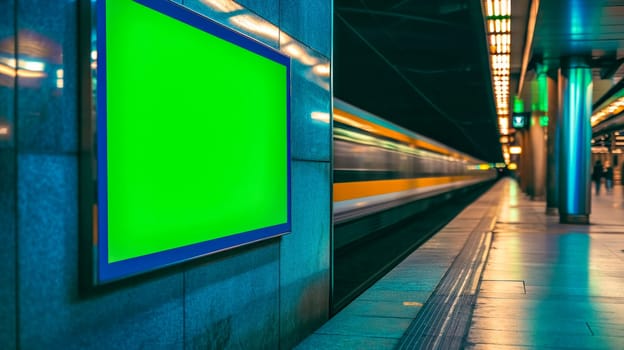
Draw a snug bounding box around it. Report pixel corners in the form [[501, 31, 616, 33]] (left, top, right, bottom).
[[18, 59, 45, 71], [279, 33, 330, 88], [184, 0, 331, 89], [13, 68, 46, 79], [56, 68, 63, 89], [229, 14, 279, 42], [0, 30, 62, 90], [0, 63, 15, 77], [313, 63, 330, 77], [200, 0, 243, 13], [281, 41, 318, 66], [90, 50, 97, 70], [311, 111, 330, 123], [0, 122, 8, 140], [0, 57, 47, 79]]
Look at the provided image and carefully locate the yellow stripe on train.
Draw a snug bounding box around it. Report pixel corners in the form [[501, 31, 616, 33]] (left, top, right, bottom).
[[334, 107, 458, 158]]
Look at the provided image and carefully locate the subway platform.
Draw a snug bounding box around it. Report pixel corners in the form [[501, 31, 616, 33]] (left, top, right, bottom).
[[297, 178, 624, 349]]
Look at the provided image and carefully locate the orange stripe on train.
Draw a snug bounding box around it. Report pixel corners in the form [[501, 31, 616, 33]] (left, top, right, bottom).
[[333, 176, 482, 202]]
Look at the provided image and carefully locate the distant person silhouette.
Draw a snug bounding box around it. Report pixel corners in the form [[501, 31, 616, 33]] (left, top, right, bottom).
[[592, 160, 603, 195], [604, 161, 614, 192]]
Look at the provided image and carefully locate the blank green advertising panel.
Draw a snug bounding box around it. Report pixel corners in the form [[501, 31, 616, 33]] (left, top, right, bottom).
[[96, 0, 291, 283]]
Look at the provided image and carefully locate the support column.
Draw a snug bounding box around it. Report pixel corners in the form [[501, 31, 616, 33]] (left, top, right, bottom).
[[521, 130, 534, 196], [517, 131, 527, 192], [529, 113, 546, 199], [529, 69, 548, 200], [558, 58, 593, 224], [545, 74, 559, 215]]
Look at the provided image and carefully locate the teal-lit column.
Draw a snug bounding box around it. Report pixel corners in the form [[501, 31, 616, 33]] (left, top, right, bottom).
[[545, 74, 559, 215], [517, 132, 526, 192], [529, 69, 548, 200], [522, 130, 534, 196], [558, 58, 593, 224], [529, 114, 546, 199]]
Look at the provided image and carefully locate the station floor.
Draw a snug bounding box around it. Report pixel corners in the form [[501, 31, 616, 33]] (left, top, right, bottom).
[[297, 178, 624, 349]]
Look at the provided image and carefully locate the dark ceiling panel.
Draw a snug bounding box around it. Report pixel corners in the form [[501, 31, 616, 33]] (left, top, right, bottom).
[[517, 0, 624, 115], [533, 0, 624, 58], [334, 0, 503, 162]]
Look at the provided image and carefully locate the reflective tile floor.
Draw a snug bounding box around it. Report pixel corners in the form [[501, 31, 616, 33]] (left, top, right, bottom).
[[297, 178, 624, 349], [466, 179, 624, 349]]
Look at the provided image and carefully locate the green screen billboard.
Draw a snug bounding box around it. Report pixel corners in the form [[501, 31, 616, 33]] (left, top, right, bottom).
[[95, 0, 291, 283]]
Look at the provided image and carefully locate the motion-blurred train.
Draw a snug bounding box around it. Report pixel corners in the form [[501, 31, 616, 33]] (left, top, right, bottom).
[[333, 99, 497, 248]]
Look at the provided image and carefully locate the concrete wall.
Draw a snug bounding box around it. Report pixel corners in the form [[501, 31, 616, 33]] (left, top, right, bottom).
[[0, 0, 332, 348]]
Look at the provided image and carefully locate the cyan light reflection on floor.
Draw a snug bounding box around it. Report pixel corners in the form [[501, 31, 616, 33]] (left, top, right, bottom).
[[468, 179, 624, 349]]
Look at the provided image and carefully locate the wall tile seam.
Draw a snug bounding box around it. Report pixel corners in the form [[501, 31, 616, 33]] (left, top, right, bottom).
[[291, 158, 331, 163], [278, 30, 330, 61], [181, 0, 280, 30], [232, 1, 280, 30], [15, 151, 79, 156], [278, 0, 331, 60], [12, 0, 20, 347]]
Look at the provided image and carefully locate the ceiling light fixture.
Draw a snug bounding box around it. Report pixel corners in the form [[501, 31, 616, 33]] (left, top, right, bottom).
[[484, 0, 511, 164]]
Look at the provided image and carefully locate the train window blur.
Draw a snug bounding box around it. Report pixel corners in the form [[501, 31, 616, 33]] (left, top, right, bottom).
[[333, 99, 496, 224]]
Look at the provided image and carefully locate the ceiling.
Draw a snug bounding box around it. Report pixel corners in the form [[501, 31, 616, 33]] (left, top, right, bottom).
[[334, 0, 624, 163], [334, 0, 503, 162], [518, 0, 624, 102]]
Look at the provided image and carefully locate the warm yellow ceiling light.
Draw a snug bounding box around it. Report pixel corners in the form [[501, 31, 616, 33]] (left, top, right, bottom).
[[591, 96, 624, 127], [484, 0, 511, 142]]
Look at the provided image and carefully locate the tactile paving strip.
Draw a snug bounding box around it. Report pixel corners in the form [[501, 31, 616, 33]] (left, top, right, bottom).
[[395, 201, 497, 349]]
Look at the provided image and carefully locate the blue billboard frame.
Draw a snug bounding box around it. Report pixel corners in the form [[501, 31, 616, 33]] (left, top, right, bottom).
[[95, 0, 291, 284]]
